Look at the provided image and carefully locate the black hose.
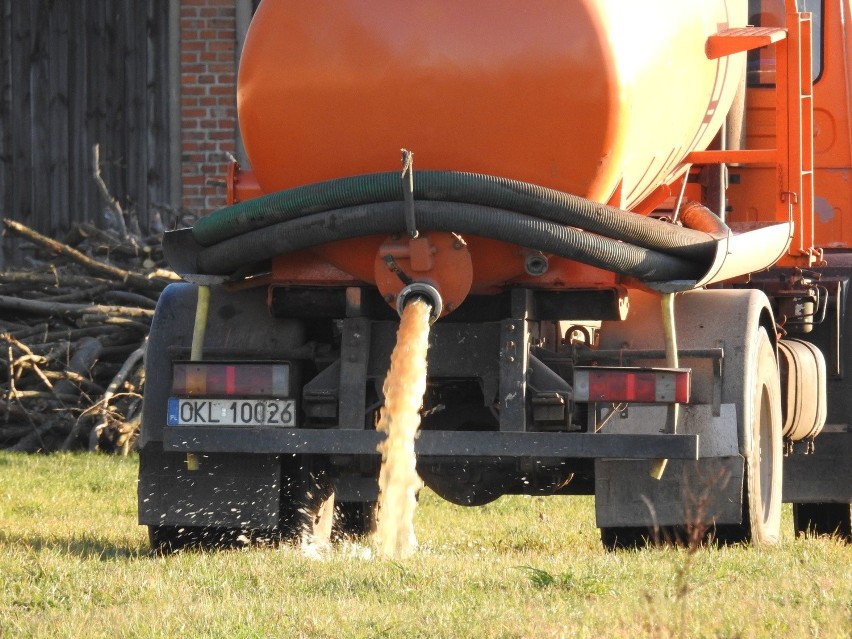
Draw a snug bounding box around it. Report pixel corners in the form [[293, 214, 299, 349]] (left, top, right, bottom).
[[192, 171, 720, 261], [193, 201, 706, 282]]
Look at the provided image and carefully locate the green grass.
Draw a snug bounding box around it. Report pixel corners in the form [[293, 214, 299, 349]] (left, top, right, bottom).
[[1, 452, 850, 638]]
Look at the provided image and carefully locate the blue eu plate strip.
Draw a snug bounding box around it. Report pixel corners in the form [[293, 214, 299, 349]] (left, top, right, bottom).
[[167, 398, 179, 426]]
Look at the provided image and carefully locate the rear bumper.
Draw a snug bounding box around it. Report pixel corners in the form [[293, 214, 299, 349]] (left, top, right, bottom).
[[162, 425, 701, 459]]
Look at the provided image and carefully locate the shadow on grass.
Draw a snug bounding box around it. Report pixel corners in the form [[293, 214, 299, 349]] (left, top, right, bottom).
[[0, 528, 279, 560], [0, 530, 147, 561]]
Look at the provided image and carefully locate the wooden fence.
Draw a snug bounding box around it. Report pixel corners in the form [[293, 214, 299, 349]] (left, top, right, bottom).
[[0, 0, 178, 267]]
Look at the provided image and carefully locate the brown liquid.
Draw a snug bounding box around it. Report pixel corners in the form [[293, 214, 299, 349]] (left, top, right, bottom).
[[373, 298, 432, 558]]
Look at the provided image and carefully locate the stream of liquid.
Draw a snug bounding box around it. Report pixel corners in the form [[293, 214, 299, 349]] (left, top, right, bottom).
[[373, 297, 432, 558]]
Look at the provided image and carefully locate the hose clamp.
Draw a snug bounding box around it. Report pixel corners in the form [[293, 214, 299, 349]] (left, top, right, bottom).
[[396, 282, 443, 323]]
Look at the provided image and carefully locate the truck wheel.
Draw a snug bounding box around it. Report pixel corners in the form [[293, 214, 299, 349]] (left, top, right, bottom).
[[149, 525, 195, 553], [602, 327, 782, 549], [148, 525, 239, 554], [335, 501, 377, 538], [279, 456, 335, 543], [717, 327, 783, 545], [601, 525, 707, 550], [600, 526, 653, 550], [793, 503, 852, 541]]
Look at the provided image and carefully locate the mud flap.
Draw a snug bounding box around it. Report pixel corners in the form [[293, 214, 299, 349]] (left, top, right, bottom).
[[783, 427, 852, 503], [138, 447, 281, 530], [595, 403, 745, 527]]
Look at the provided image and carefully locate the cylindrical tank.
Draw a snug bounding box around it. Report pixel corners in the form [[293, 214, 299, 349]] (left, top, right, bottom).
[[238, 0, 746, 209]]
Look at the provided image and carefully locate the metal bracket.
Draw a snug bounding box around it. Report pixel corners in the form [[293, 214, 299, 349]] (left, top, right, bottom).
[[338, 317, 372, 429], [401, 148, 418, 239], [383, 254, 413, 286], [498, 319, 529, 432], [712, 341, 724, 417]]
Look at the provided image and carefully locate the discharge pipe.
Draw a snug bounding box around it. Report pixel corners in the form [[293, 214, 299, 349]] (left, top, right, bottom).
[[396, 282, 443, 324]]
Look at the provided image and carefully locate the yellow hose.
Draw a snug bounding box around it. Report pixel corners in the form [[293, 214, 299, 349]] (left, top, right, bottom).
[[650, 292, 679, 480], [190, 285, 211, 361], [186, 286, 211, 472]]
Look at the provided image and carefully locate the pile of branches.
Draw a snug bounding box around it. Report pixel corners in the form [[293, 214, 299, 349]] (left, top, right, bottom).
[[1, 218, 179, 454]]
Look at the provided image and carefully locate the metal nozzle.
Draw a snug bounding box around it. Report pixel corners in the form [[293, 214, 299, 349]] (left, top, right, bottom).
[[396, 282, 443, 323]]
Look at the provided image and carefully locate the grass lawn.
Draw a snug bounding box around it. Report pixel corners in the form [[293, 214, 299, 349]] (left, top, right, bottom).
[[1, 451, 850, 638]]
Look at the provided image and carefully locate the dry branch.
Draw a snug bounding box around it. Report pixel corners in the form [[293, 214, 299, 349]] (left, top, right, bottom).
[[1, 215, 176, 453], [0, 294, 155, 319], [3, 219, 163, 293], [0, 271, 111, 289], [92, 143, 128, 238], [78, 338, 147, 452], [77, 222, 141, 258]]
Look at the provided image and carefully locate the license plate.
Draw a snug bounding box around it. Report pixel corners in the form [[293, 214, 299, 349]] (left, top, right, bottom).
[[167, 398, 295, 427]]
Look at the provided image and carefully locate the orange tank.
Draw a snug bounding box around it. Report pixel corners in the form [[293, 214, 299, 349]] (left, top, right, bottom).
[[238, 0, 747, 209]]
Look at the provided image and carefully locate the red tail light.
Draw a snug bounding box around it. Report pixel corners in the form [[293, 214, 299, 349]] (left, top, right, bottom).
[[172, 362, 290, 397], [574, 367, 690, 403]]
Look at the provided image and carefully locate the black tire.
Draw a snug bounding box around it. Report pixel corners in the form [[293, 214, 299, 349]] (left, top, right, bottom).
[[793, 502, 852, 541], [148, 525, 249, 554], [601, 524, 717, 550], [717, 327, 783, 545], [335, 501, 376, 539], [149, 525, 188, 554], [600, 526, 653, 551], [279, 455, 335, 542]]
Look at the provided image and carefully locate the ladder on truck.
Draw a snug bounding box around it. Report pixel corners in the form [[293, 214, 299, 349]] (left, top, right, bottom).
[[689, 0, 817, 266]]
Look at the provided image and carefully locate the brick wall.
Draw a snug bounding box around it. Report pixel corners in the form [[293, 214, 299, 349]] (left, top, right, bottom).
[[179, 0, 239, 215]]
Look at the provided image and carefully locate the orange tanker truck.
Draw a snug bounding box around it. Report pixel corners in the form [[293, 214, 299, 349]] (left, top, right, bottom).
[[140, 0, 851, 550]]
